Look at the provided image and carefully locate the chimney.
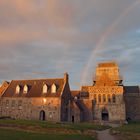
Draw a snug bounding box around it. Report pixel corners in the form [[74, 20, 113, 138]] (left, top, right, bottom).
[[64, 72, 69, 83]]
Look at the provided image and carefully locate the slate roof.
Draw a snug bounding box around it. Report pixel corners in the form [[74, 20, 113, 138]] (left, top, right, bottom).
[[124, 86, 140, 94], [2, 78, 65, 97], [71, 90, 89, 98], [71, 90, 80, 97]]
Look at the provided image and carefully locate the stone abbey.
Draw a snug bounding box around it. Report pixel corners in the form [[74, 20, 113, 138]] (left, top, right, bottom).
[[0, 62, 140, 123]]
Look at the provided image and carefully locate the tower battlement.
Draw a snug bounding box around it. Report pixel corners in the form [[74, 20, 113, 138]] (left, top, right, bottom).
[[93, 62, 123, 86]]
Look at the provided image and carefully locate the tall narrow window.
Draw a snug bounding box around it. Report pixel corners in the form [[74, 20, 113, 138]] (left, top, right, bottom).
[[103, 94, 106, 102], [6, 100, 9, 108], [23, 85, 28, 93], [51, 84, 56, 93], [11, 100, 15, 108], [98, 94, 101, 103], [108, 94, 111, 103], [18, 100, 22, 109], [49, 112, 53, 118], [43, 84, 48, 94], [112, 94, 116, 103], [16, 85, 20, 94]]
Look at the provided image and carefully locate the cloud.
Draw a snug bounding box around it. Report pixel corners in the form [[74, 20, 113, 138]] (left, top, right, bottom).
[[0, 0, 140, 89]]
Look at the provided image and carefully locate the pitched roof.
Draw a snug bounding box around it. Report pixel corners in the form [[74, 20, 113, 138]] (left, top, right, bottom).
[[2, 78, 65, 97], [71, 90, 80, 97], [124, 86, 140, 94], [71, 90, 89, 98]]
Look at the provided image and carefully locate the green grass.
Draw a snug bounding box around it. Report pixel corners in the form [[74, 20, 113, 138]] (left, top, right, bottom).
[[66, 123, 110, 131], [111, 121, 140, 140], [112, 121, 140, 133], [0, 128, 94, 140], [0, 119, 110, 131], [0, 119, 111, 140]]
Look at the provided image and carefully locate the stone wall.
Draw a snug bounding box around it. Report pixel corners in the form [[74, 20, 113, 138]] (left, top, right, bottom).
[[0, 97, 61, 122], [87, 86, 125, 122], [124, 94, 140, 121], [70, 88, 126, 122], [82, 99, 93, 121], [93, 104, 126, 121], [70, 101, 80, 122]]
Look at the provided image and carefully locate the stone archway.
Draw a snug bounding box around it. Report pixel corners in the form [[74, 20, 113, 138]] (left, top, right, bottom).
[[101, 108, 109, 121], [39, 110, 45, 121]]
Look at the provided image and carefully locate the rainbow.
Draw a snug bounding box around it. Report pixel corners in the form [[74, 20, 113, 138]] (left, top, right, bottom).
[[81, 0, 140, 85]]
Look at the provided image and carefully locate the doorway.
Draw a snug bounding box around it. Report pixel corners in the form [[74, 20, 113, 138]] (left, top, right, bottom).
[[72, 115, 74, 123], [39, 110, 45, 121], [101, 108, 109, 121]]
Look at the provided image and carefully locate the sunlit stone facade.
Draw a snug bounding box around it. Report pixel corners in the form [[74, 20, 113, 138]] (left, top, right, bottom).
[[0, 73, 71, 122], [90, 62, 126, 121], [71, 62, 126, 122]]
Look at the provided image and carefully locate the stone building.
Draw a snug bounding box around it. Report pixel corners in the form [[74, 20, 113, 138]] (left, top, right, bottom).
[[124, 86, 140, 121], [71, 62, 126, 123], [0, 73, 71, 122], [0, 62, 140, 122]]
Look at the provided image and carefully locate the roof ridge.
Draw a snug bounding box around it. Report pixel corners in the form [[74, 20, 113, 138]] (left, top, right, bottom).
[[12, 78, 64, 82]]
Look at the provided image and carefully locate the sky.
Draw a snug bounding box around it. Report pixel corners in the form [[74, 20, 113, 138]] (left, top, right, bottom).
[[0, 0, 140, 89]]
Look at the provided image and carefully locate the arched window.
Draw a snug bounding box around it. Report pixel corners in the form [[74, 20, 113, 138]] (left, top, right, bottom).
[[103, 94, 106, 102], [108, 94, 111, 103], [51, 84, 56, 93], [23, 85, 28, 93], [112, 94, 116, 103], [43, 84, 48, 94], [16, 85, 20, 94], [98, 94, 101, 103]]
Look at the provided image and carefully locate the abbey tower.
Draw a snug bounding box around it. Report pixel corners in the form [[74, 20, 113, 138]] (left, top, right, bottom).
[[71, 62, 126, 122]]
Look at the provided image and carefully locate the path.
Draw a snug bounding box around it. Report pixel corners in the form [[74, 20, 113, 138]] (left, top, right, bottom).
[[96, 122, 120, 140], [97, 129, 116, 140]]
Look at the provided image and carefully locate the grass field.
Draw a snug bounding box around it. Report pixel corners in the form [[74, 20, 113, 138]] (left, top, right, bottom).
[[0, 119, 110, 131], [0, 128, 94, 140], [0, 119, 110, 140], [111, 121, 140, 140]]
